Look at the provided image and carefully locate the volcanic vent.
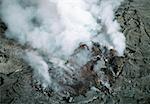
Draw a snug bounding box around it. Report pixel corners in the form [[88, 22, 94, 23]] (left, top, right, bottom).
[[0, 0, 126, 100], [30, 42, 125, 98]]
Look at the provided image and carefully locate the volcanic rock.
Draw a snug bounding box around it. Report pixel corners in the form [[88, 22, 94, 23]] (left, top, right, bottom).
[[0, 0, 150, 103]]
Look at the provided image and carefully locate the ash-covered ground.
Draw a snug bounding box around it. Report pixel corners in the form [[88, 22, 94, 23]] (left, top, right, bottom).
[[0, 0, 150, 104]]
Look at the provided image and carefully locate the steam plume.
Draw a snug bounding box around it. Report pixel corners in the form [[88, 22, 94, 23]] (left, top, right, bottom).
[[0, 0, 125, 89]]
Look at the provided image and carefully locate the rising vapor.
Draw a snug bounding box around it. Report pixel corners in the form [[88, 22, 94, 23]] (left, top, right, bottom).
[[0, 0, 125, 90]]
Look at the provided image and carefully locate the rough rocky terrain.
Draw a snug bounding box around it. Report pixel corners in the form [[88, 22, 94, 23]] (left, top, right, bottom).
[[0, 0, 150, 104]]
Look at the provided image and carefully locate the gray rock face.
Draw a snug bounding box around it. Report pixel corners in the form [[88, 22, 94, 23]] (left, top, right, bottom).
[[0, 0, 150, 104]]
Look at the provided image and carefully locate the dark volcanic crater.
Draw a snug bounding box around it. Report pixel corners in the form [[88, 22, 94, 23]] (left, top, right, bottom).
[[0, 0, 150, 104]]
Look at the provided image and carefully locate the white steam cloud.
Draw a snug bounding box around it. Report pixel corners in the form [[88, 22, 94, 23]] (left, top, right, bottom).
[[0, 0, 125, 89], [24, 51, 52, 88]]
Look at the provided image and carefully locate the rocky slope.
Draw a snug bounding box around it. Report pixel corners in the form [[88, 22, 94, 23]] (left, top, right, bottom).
[[0, 0, 150, 104]]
